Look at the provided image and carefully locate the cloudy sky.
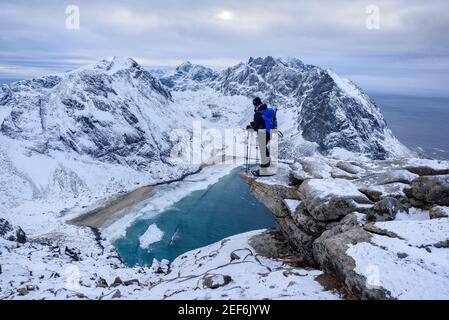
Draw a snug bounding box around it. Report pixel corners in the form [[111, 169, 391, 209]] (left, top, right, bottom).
[[1, 0, 448, 96]]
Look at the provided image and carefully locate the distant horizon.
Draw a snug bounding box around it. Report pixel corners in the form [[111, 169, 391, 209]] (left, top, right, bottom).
[[1, 55, 449, 99]]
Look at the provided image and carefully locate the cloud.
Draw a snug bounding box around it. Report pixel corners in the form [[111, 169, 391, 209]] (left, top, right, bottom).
[[0, 0, 448, 96], [0, 64, 61, 78]]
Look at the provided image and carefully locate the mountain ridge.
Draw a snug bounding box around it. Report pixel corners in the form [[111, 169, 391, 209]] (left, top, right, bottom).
[[161, 56, 411, 159]]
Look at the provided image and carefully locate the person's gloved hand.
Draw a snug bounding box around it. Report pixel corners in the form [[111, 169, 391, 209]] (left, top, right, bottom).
[[246, 125, 252, 130]]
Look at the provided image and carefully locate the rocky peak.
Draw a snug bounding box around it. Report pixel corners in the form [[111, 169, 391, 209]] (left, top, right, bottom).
[[109, 56, 139, 70], [177, 61, 193, 72], [0, 57, 174, 170], [177, 61, 217, 81], [279, 57, 306, 69], [161, 56, 411, 159], [160, 61, 218, 89], [248, 56, 277, 72]]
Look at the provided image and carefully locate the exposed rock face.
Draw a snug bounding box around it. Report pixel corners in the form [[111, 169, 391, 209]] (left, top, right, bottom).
[[312, 215, 389, 300], [241, 157, 449, 299], [366, 197, 408, 222]]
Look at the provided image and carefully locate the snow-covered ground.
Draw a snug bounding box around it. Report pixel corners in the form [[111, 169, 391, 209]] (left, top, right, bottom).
[[348, 218, 449, 300], [0, 229, 341, 300]]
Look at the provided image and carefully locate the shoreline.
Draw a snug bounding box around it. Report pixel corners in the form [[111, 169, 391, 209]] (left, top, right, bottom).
[[67, 158, 228, 229], [68, 185, 158, 229], [68, 166, 205, 229]]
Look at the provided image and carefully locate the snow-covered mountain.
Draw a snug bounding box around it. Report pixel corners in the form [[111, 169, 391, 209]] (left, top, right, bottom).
[[0, 57, 249, 216], [0, 57, 175, 170], [161, 56, 411, 159], [0, 55, 412, 220]]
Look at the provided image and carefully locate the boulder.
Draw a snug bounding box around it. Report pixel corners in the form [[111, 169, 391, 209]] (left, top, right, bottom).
[[336, 161, 365, 175], [96, 277, 108, 288], [366, 197, 408, 222], [15, 228, 27, 244], [354, 170, 418, 188], [202, 274, 232, 289], [312, 217, 390, 300], [123, 279, 140, 286], [289, 162, 313, 184], [331, 167, 358, 180], [17, 287, 28, 296], [298, 158, 333, 179], [111, 277, 123, 287], [358, 183, 409, 202], [299, 179, 372, 221], [408, 175, 449, 206], [429, 206, 449, 219], [151, 259, 171, 275], [291, 202, 328, 236], [405, 164, 449, 176], [0, 219, 27, 244]]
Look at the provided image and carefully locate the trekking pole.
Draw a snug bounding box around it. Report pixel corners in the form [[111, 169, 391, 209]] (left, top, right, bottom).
[[247, 130, 252, 173], [245, 130, 250, 173], [255, 133, 259, 165]]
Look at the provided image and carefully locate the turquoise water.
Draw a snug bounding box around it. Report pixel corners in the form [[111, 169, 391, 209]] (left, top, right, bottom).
[[114, 167, 276, 266]]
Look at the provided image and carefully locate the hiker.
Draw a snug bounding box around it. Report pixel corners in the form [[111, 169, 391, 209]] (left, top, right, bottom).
[[246, 97, 277, 176]]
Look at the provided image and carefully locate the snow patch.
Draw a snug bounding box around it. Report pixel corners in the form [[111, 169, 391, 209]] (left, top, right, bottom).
[[347, 233, 449, 300], [374, 218, 449, 247], [284, 199, 302, 214], [139, 224, 164, 249]]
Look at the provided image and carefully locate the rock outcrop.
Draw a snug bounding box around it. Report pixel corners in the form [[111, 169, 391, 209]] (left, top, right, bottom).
[[0, 218, 26, 244], [241, 157, 449, 299]]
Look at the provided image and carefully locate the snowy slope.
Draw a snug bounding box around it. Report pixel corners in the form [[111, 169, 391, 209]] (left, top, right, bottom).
[[0, 229, 341, 300]]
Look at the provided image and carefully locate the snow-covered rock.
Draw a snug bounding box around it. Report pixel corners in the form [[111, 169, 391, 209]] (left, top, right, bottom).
[[241, 156, 449, 299], [0, 218, 26, 244], [408, 174, 449, 206]]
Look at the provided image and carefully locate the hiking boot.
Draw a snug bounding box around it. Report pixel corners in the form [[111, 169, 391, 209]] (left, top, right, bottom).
[[251, 168, 276, 177]]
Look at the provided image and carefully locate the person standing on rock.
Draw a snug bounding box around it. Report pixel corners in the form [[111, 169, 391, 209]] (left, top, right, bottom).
[[246, 97, 278, 176]]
